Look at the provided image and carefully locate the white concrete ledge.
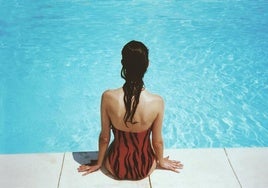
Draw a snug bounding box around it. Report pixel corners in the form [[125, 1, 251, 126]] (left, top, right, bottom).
[[0, 153, 63, 188], [150, 148, 240, 188], [225, 148, 268, 188], [0, 148, 267, 188]]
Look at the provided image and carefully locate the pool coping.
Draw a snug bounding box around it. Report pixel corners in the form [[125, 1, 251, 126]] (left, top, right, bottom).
[[0, 147, 267, 188]]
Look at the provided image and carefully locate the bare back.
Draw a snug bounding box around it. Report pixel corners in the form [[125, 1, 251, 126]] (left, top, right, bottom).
[[102, 87, 163, 133]]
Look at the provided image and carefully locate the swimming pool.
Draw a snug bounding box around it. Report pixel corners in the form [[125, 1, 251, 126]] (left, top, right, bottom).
[[1, 0, 267, 154]]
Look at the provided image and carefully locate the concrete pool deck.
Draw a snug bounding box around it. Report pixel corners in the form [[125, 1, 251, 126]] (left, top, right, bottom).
[[0, 148, 267, 188]]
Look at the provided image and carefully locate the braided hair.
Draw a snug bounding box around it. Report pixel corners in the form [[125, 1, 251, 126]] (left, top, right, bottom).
[[120, 40, 149, 125]]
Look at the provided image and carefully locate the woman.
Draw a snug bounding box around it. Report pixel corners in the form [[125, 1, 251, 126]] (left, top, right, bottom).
[[78, 40, 183, 180]]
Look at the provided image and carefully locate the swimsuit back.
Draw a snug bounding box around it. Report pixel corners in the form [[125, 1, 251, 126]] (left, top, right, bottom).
[[108, 126, 155, 180]]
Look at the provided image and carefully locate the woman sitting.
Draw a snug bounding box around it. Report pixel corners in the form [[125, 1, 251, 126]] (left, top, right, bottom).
[[78, 40, 183, 180]]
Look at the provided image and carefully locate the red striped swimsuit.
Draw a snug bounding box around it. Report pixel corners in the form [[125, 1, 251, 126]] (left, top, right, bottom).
[[108, 126, 155, 180]]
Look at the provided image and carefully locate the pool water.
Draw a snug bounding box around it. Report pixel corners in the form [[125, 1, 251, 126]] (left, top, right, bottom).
[[0, 0, 267, 154]]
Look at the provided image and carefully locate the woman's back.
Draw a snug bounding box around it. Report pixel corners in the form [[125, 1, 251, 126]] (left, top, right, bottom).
[[103, 88, 163, 180], [103, 88, 163, 132]]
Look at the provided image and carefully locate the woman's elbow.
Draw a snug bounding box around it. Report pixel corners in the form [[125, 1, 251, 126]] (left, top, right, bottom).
[[152, 140, 163, 149], [99, 133, 110, 144]]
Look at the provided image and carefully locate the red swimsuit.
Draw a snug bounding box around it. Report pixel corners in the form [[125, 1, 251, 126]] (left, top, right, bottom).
[[108, 126, 155, 180]]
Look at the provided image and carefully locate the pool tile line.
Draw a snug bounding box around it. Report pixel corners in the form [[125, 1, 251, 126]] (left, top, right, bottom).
[[149, 175, 153, 188], [57, 153, 66, 188], [224, 148, 242, 188]]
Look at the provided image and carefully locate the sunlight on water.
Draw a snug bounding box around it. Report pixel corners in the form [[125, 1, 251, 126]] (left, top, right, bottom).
[[0, 0, 267, 153]]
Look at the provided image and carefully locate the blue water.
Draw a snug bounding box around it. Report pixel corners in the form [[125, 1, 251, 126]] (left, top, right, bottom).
[[0, 0, 268, 154]]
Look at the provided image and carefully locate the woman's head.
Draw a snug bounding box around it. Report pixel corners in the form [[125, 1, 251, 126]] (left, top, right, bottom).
[[121, 40, 149, 83], [120, 40, 149, 125]]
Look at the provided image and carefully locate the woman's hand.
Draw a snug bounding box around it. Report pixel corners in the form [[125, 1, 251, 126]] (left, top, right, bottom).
[[77, 164, 101, 176], [158, 156, 183, 173]]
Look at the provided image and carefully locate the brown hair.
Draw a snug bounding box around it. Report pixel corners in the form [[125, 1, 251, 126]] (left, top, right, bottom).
[[121, 40, 149, 125]]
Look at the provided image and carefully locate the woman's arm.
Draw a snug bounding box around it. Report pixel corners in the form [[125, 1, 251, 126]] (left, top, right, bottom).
[[78, 91, 111, 176], [97, 91, 111, 166], [152, 97, 165, 164], [152, 97, 183, 173]]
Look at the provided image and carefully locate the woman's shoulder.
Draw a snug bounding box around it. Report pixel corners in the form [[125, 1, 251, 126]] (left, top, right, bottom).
[[102, 88, 122, 99], [143, 90, 164, 103]]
